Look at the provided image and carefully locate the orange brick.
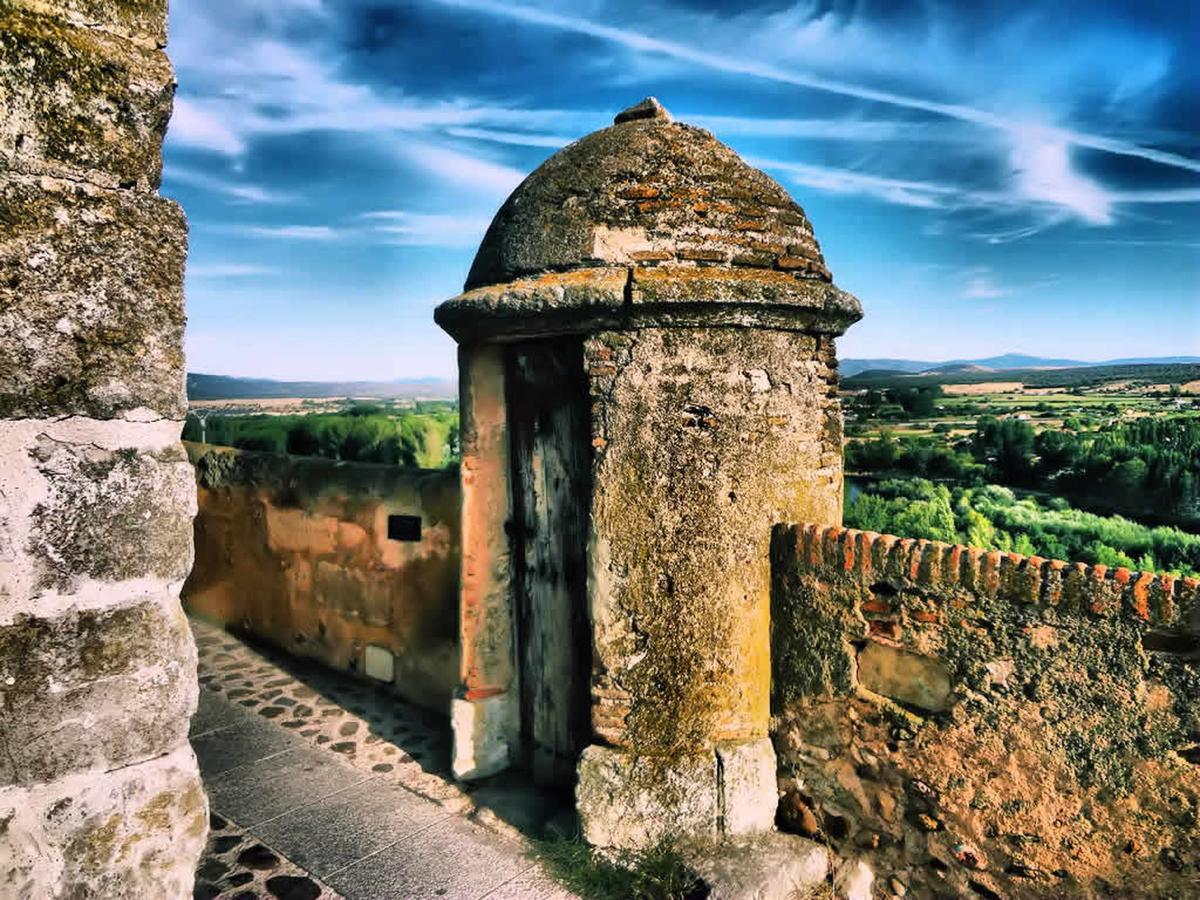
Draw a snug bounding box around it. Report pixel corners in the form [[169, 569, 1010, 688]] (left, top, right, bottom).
[[617, 185, 660, 200]]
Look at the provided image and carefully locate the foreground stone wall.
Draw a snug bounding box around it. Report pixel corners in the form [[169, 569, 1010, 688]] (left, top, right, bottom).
[[771, 524, 1200, 898], [183, 444, 461, 712], [0, 3, 206, 896]]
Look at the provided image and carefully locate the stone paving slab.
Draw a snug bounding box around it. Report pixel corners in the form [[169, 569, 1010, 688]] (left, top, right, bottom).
[[479, 867, 581, 900], [323, 817, 537, 900], [190, 617, 580, 900], [193, 686, 256, 737], [205, 744, 374, 828], [252, 778, 450, 879], [192, 711, 299, 780]]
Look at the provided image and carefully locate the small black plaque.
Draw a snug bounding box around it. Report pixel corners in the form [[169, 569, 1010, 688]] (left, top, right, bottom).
[[387, 514, 422, 542]]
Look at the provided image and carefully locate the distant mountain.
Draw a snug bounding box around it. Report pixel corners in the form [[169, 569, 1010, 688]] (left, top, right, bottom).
[[191, 355, 1200, 398], [922, 363, 994, 375], [187, 373, 456, 401], [839, 354, 1199, 378]]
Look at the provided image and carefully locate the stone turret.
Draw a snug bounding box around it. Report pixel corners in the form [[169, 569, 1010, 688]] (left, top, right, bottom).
[[437, 98, 861, 849]]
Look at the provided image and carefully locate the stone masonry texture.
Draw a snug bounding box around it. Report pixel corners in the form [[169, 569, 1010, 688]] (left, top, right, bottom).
[[587, 327, 844, 756], [183, 443, 461, 714], [438, 98, 862, 849], [770, 523, 1200, 898], [0, 2, 205, 897]]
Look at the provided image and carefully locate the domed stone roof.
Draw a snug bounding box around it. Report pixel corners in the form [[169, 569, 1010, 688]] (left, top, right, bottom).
[[436, 99, 861, 343], [465, 97, 830, 290]]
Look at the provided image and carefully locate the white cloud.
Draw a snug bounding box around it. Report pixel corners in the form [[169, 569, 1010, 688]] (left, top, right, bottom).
[[399, 141, 526, 196], [757, 157, 989, 210], [163, 166, 295, 204], [361, 210, 495, 247], [168, 99, 247, 156], [1010, 130, 1112, 225], [1111, 188, 1200, 204], [446, 126, 573, 148], [165, 1, 579, 197], [245, 225, 339, 240], [425, 0, 1200, 178], [962, 271, 1010, 300], [689, 115, 970, 144]]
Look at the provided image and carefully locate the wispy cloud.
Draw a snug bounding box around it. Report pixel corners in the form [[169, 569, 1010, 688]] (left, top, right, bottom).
[[167, 2, 563, 197], [244, 225, 339, 240], [689, 115, 971, 144], [360, 210, 494, 247], [425, 0, 1200, 178], [188, 263, 279, 278], [398, 141, 526, 195], [169, 99, 248, 156], [758, 158, 964, 209], [1010, 130, 1112, 225], [446, 126, 573, 148], [962, 270, 1010, 300], [164, 166, 295, 204]]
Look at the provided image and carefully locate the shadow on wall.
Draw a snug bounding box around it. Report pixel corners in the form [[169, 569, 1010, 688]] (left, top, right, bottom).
[[182, 443, 461, 713]]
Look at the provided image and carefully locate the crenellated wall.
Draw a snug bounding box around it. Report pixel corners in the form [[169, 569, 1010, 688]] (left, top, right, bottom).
[[183, 444, 461, 712], [0, 2, 206, 896], [770, 523, 1200, 898]]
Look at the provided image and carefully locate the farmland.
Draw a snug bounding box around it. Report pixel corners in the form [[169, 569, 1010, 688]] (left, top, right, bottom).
[[841, 363, 1200, 575]]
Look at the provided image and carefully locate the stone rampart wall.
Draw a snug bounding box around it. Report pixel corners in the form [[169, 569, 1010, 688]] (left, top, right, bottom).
[[0, 3, 206, 896], [183, 444, 461, 712], [770, 523, 1200, 898]]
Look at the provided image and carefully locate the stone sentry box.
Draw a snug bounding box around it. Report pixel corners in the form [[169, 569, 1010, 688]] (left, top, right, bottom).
[[436, 98, 862, 848]]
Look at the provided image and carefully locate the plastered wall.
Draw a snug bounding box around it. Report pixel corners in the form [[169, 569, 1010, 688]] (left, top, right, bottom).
[[183, 444, 461, 712]]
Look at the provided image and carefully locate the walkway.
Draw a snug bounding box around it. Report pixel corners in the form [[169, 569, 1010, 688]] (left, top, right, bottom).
[[188, 617, 577, 900]]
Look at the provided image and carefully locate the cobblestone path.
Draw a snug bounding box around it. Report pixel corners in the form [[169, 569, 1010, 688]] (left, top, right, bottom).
[[189, 617, 577, 900]]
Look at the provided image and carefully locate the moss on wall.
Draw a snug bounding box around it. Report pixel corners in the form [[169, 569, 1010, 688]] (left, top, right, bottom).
[[588, 328, 844, 774]]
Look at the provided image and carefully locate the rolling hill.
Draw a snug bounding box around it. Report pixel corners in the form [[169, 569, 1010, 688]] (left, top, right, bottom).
[[839, 354, 1200, 378], [187, 373, 457, 401]]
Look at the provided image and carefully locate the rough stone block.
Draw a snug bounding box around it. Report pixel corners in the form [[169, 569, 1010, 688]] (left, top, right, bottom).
[[5, 0, 169, 46], [451, 692, 514, 780], [0, 593, 198, 786], [688, 832, 829, 900], [0, 175, 187, 419], [364, 644, 395, 683], [28, 442, 194, 590], [716, 738, 777, 836], [1, 420, 195, 616], [856, 641, 951, 713], [0, 8, 174, 189], [576, 744, 719, 849], [0, 744, 206, 898]]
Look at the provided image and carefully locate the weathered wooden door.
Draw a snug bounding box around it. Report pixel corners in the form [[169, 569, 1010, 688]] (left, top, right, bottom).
[[506, 338, 591, 786]]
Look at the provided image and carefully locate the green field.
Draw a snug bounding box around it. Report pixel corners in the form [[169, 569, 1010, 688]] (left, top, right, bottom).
[[841, 363, 1200, 569]]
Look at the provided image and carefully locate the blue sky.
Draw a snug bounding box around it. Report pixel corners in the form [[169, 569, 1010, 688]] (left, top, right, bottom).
[[165, 0, 1200, 380]]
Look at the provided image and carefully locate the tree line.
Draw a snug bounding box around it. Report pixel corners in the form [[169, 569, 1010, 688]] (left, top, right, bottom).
[[183, 403, 459, 469], [846, 416, 1200, 523], [845, 478, 1200, 577]]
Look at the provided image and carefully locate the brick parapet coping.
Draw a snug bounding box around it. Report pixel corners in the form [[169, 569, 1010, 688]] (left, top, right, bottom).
[[776, 524, 1200, 630]]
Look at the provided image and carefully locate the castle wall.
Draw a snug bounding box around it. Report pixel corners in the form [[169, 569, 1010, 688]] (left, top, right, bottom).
[[0, 3, 206, 895], [183, 444, 461, 713], [771, 523, 1200, 898]]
